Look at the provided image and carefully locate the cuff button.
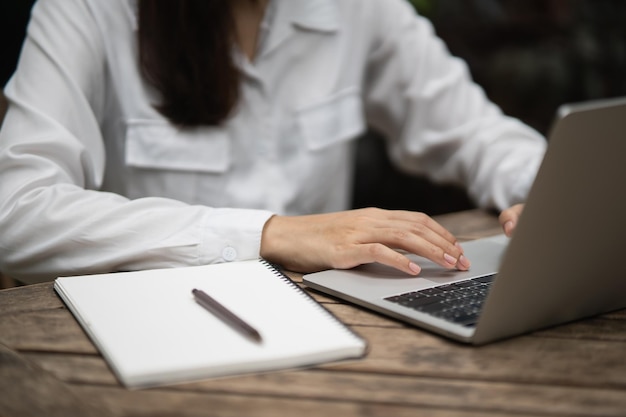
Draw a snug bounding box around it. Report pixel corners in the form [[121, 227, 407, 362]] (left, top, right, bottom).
[[222, 246, 237, 262]]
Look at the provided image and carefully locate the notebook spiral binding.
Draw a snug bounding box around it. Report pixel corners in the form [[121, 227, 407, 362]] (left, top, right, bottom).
[[259, 258, 368, 346]]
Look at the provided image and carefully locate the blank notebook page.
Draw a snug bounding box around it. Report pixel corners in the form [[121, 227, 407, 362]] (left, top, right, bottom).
[[54, 260, 367, 388]]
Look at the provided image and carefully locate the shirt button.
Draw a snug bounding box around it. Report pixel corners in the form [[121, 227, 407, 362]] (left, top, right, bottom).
[[222, 246, 237, 262]]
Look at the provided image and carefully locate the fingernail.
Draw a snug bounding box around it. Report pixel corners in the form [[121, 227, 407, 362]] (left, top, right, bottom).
[[443, 253, 457, 266], [459, 255, 471, 269], [409, 262, 421, 275], [455, 242, 464, 251]]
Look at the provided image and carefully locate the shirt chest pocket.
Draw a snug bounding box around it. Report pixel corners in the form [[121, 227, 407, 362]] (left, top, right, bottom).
[[125, 119, 231, 173], [296, 87, 366, 151]]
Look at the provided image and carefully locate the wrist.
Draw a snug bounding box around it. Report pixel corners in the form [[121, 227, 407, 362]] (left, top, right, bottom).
[[260, 214, 282, 263]]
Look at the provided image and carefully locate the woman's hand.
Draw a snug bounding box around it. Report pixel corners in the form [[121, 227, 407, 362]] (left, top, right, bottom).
[[260, 207, 471, 275], [499, 204, 524, 237]]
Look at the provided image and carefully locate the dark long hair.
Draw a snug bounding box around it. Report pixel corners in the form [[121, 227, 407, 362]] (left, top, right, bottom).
[[138, 1, 240, 127]]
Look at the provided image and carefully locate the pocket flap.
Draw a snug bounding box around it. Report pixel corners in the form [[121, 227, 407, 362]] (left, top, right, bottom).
[[297, 88, 366, 151], [125, 120, 230, 173]]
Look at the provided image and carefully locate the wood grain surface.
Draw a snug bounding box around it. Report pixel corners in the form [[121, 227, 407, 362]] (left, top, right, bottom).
[[2, 210, 625, 417]]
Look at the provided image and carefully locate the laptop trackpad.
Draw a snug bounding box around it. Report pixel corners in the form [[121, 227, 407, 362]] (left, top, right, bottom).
[[422, 235, 507, 284], [353, 235, 507, 282], [304, 235, 509, 299]]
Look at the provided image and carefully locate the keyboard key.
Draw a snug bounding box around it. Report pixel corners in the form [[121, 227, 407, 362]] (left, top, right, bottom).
[[398, 295, 443, 308], [474, 274, 496, 283], [448, 312, 480, 326], [454, 280, 481, 288], [383, 275, 496, 326], [419, 287, 444, 296]]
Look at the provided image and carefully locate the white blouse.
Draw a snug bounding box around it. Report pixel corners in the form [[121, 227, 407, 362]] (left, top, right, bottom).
[[0, 0, 546, 283]]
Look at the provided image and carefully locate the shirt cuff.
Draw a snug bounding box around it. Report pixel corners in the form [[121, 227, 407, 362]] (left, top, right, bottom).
[[197, 208, 275, 264]]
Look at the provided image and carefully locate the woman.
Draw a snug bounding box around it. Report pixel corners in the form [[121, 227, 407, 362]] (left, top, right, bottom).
[[0, 0, 544, 283]]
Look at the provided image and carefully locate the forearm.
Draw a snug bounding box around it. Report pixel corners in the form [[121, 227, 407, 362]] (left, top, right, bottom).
[[0, 184, 273, 283]]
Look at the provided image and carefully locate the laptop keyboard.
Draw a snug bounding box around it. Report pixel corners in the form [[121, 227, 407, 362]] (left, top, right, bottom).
[[383, 274, 496, 327]]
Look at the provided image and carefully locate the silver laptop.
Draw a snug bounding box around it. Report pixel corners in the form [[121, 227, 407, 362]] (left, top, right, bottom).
[[303, 96, 626, 345]]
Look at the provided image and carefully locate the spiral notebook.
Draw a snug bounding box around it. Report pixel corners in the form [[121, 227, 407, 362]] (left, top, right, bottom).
[[54, 260, 367, 388]]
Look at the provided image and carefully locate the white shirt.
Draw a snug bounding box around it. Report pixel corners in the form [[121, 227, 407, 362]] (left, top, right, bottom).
[[0, 0, 546, 283]]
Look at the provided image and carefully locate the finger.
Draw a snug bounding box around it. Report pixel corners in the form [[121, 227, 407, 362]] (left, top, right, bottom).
[[342, 242, 423, 276], [399, 233, 471, 271], [499, 204, 524, 237], [351, 208, 461, 254], [385, 210, 460, 247], [361, 219, 470, 271]]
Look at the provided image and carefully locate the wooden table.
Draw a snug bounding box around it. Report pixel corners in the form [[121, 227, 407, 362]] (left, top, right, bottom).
[[2, 209, 626, 417]]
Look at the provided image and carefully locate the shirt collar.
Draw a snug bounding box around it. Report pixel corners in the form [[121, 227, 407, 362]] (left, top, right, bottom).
[[286, 0, 340, 33], [260, 0, 339, 57], [127, 0, 340, 32], [127, 0, 340, 58]]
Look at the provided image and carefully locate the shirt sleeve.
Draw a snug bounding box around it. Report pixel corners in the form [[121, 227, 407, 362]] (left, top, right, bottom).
[[362, 0, 547, 210], [0, 0, 274, 284]]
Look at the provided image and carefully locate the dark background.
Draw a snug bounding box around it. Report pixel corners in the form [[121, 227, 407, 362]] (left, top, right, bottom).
[[357, 0, 626, 214], [2, 0, 626, 214]]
